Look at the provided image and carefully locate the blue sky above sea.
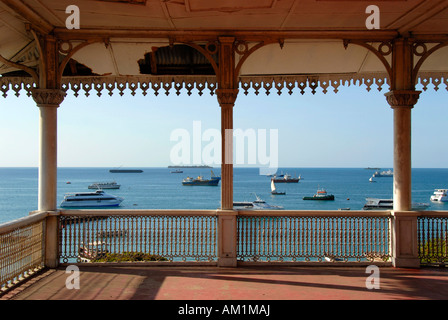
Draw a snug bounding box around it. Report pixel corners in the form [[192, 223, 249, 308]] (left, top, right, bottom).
[[0, 83, 447, 168]]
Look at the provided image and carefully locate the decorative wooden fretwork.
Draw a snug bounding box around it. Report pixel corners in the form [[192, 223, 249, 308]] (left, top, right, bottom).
[[0, 72, 446, 98]]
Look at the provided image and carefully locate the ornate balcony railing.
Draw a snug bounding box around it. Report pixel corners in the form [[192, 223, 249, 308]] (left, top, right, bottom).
[[59, 210, 218, 263], [418, 213, 448, 266], [3, 209, 448, 293], [0, 212, 46, 293], [237, 211, 391, 263]]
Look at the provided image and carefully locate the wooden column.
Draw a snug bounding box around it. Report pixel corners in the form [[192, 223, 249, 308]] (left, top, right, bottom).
[[385, 90, 420, 211], [31, 35, 65, 268], [216, 37, 239, 267], [216, 37, 238, 210], [385, 38, 421, 268], [31, 89, 65, 211], [386, 38, 420, 212]]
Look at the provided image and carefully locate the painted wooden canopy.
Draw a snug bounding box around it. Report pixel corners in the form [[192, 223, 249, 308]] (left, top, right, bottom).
[[0, 0, 447, 97]]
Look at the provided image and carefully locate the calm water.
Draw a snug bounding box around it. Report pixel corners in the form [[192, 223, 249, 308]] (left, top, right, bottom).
[[0, 167, 447, 224]]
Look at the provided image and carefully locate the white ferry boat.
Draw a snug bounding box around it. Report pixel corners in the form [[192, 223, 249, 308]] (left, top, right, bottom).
[[430, 189, 448, 202], [373, 170, 393, 177], [363, 198, 429, 211], [88, 181, 120, 189], [60, 190, 124, 208]]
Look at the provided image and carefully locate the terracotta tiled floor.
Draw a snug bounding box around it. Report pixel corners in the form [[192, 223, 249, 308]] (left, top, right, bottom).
[[3, 265, 448, 301]]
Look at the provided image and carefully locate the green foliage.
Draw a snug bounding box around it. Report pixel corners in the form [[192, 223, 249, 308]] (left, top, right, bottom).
[[92, 252, 168, 262], [419, 238, 448, 264]]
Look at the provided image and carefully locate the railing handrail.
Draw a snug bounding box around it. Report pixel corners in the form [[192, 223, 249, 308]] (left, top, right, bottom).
[[0, 211, 49, 235], [238, 210, 392, 217], [58, 209, 394, 217], [413, 210, 448, 217], [58, 209, 220, 216]]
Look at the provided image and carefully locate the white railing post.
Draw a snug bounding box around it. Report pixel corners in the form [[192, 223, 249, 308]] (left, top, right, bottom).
[[391, 211, 420, 268], [217, 209, 238, 267]]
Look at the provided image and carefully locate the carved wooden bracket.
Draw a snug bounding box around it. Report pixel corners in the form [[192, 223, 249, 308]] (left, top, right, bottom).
[[411, 41, 448, 85], [344, 39, 393, 82]]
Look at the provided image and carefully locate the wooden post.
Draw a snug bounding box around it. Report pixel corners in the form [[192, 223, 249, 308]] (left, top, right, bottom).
[[385, 38, 421, 268], [215, 37, 239, 267], [216, 37, 238, 211]]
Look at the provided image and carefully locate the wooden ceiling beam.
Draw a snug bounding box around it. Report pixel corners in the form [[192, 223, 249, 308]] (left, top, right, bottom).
[[0, 0, 53, 34], [53, 28, 400, 42]]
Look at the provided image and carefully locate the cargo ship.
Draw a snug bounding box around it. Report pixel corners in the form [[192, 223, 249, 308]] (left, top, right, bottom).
[[182, 171, 221, 186], [109, 169, 143, 173]]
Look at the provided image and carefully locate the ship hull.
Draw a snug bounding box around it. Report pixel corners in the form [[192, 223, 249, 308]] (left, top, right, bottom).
[[303, 195, 334, 200], [182, 180, 220, 186]]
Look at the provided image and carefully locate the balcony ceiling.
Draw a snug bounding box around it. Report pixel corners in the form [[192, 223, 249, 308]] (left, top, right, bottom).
[[0, 0, 447, 78]]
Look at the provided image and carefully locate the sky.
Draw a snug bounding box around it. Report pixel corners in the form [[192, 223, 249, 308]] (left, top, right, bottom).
[[0, 82, 447, 168]]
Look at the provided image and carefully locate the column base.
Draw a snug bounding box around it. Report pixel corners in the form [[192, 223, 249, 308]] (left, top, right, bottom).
[[392, 257, 420, 269], [218, 257, 237, 267]]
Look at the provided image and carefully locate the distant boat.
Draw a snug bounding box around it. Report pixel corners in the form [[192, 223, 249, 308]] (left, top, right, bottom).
[[303, 188, 335, 201], [182, 170, 221, 186], [109, 169, 143, 173], [363, 198, 430, 210], [234, 194, 283, 210], [170, 169, 183, 173], [430, 189, 448, 202], [168, 165, 212, 168], [270, 179, 285, 195], [60, 190, 124, 208], [271, 173, 301, 183], [88, 181, 120, 189], [373, 170, 393, 177], [369, 176, 376, 183]]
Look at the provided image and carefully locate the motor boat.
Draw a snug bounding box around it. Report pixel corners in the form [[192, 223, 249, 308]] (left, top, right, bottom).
[[234, 194, 283, 210], [88, 181, 120, 189], [271, 173, 301, 183], [60, 190, 124, 208], [303, 188, 335, 200], [430, 189, 448, 202], [363, 198, 429, 210]]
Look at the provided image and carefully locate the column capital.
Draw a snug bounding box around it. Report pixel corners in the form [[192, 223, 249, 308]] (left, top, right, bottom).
[[32, 88, 66, 107], [385, 90, 421, 109], [216, 88, 239, 107]]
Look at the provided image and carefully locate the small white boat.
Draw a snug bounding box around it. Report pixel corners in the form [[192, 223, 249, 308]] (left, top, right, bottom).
[[430, 189, 448, 202], [369, 176, 376, 183], [60, 190, 124, 208], [270, 179, 285, 195], [234, 194, 283, 210], [88, 181, 120, 189]]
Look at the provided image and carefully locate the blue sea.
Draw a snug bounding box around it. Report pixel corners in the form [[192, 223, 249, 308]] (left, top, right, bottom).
[[0, 167, 447, 224]]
